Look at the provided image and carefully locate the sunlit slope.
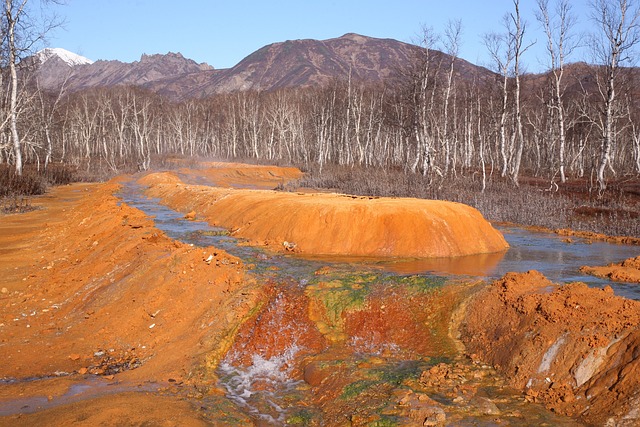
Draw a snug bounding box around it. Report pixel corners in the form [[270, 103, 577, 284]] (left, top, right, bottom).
[[140, 171, 509, 258]]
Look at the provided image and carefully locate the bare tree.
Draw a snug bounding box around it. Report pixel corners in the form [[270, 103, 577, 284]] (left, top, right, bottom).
[[411, 26, 441, 176], [537, 0, 577, 183], [4, 0, 29, 175], [441, 19, 463, 175], [2, 0, 62, 175], [590, 0, 640, 190], [484, 30, 515, 178], [509, 0, 532, 186]]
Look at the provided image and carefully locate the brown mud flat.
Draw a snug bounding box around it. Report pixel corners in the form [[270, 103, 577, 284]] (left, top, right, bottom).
[[460, 270, 640, 426], [580, 255, 640, 283], [139, 171, 509, 258]]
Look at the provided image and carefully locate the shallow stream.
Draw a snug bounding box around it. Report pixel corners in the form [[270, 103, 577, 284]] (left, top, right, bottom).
[[117, 181, 639, 425]]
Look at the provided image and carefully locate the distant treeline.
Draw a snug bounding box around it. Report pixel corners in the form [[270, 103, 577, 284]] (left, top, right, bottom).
[[2, 0, 640, 193]]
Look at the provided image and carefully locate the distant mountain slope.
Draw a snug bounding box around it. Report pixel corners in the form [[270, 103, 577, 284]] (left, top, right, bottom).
[[33, 34, 493, 99], [164, 33, 494, 98], [186, 33, 420, 96], [34, 51, 214, 95], [37, 48, 93, 66]]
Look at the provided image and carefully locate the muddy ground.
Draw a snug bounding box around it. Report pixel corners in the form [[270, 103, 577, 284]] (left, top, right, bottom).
[[0, 163, 638, 426], [580, 255, 640, 283]]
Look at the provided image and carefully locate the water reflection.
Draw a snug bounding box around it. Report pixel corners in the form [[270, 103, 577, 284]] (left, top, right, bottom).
[[297, 251, 506, 277], [298, 227, 640, 300]]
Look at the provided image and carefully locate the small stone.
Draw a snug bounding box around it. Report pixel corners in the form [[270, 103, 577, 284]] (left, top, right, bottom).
[[1, 287, 8, 294], [78, 367, 88, 375], [283, 241, 297, 251], [184, 211, 197, 220], [470, 396, 500, 415], [69, 354, 81, 361], [422, 407, 446, 426]]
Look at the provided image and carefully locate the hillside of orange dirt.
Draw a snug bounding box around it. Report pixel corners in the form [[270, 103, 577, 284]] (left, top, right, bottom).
[[459, 270, 640, 426], [177, 161, 303, 188], [0, 180, 262, 426], [139, 172, 509, 258], [580, 255, 640, 283]]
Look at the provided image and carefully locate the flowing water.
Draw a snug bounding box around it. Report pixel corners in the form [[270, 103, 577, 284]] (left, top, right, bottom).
[[117, 180, 639, 426]]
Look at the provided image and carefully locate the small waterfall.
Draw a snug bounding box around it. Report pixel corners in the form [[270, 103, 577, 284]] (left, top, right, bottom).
[[218, 345, 303, 425], [217, 288, 327, 425]]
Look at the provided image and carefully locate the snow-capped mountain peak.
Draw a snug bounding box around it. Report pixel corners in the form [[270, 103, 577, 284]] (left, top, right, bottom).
[[36, 48, 93, 66]]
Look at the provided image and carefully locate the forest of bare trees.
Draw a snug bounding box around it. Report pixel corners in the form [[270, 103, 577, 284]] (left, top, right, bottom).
[[2, 0, 640, 198]]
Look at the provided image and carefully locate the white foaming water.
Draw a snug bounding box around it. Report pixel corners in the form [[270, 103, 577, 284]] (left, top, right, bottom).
[[219, 344, 303, 425]]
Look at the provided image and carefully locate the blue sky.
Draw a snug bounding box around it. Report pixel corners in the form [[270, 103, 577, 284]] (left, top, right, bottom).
[[46, 0, 593, 72]]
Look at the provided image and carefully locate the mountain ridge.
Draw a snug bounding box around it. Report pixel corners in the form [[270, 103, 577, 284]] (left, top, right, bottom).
[[33, 33, 493, 100]]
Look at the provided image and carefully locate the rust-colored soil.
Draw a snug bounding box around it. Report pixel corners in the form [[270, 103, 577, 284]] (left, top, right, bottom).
[[580, 255, 640, 283], [3, 163, 637, 426], [139, 172, 509, 258], [179, 161, 303, 188], [555, 228, 640, 245], [460, 270, 640, 426], [0, 180, 261, 426]]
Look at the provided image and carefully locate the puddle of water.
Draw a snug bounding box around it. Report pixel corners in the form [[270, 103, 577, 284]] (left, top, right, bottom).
[[495, 226, 640, 299]]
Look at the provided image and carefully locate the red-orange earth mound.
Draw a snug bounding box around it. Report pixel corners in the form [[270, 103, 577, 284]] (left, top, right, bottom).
[[139, 171, 509, 258]]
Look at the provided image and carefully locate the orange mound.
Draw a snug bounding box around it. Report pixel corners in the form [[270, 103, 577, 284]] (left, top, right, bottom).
[[460, 270, 640, 425], [139, 172, 509, 258], [179, 161, 303, 188]]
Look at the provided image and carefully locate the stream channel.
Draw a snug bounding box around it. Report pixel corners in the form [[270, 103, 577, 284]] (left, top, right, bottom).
[[118, 180, 639, 426]]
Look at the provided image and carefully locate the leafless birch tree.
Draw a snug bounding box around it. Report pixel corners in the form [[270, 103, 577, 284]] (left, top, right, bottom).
[[590, 0, 640, 190]]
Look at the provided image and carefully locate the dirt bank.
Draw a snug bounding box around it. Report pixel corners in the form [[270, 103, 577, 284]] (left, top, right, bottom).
[[0, 180, 262, 426], [459, 270, 640, 426], [555, 228, 640, 246], [178, 161, 303, 188], [580, 255, 640, 283], [139, 172, 509, 258]]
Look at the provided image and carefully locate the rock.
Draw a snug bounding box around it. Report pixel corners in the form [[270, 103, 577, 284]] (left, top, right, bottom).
[[184, 211, 197, 220], [399, 391, 447, 426], [283, 241, 297, 252], [1, 287, 8, 294], [303, 361, 331, 386], [69, 354, 81, 361], [421, 407, 446, 426], [470, 396, 500, 415]]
